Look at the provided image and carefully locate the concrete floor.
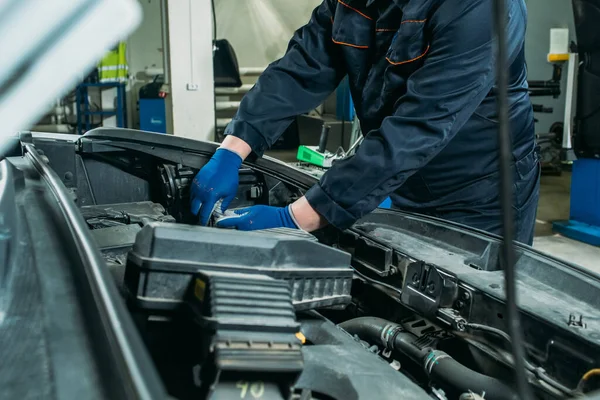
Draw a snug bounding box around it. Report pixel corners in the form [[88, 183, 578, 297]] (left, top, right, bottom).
[[533, 172, 600, 274], [534, 173, 571, 237]]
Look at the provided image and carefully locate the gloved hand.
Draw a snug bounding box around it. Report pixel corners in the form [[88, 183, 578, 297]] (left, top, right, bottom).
[[215, 205, 299, 231], [190, 148, 242, 225]]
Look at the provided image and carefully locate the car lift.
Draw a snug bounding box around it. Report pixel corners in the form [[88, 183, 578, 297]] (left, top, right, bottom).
[[552, 0, 600, 246]]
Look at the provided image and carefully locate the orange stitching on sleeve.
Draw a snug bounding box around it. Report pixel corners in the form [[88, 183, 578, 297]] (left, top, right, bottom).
[[386, 45, 430, 65], [338, 0, 373, 20], [377, 20, 425, 33], [332, 38, 369, 49], [401, 19, 427, 24]]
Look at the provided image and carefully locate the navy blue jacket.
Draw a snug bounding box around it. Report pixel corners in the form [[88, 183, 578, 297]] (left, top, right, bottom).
[[225, 0, 534, 230]]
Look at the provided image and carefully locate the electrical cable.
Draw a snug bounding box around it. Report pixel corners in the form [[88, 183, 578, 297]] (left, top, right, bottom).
[[465, 323, 574, 395], [339, 317, 518, 400], [211, 0, 217, 41], [467, 323, 513, 347], [352, 269, 402, 297], [459, 328, 532, 372], [491, 0, 533, 398], [452, 330, 572, 397], [581, 369, 600, 382], [354, 277, 564, 396], [577, 369, 600, 392]]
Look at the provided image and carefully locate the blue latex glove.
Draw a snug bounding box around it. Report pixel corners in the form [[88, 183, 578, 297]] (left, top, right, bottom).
[[379, 197, 392, 209], [215, 205, 299, 231], [190, 148, 242, 225]]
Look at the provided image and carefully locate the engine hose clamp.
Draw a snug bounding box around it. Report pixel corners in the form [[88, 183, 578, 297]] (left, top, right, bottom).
[[424, 350, 451, 375], [381, 324, 404, 350]]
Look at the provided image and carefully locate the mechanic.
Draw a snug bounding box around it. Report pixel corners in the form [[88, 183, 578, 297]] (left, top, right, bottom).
[[191, 0, 540, 244]]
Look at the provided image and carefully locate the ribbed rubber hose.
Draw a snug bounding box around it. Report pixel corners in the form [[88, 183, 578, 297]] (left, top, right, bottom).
[[427, 352, 518, 400], [338, 317, 386, 339], [338, 317, 427, 360], [339, 317, 517, 400]]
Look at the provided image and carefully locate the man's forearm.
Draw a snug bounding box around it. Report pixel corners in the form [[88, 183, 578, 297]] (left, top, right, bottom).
[[220, 135, 253, 160], [219, 136, 328, 232], [290, 196, 328, 231]]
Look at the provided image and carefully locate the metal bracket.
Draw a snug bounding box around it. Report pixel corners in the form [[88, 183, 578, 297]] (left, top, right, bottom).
[[401, 262, 458, 317]]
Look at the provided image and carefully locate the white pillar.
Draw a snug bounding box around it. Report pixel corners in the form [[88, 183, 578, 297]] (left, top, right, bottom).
[[164, 0, 215, 141]]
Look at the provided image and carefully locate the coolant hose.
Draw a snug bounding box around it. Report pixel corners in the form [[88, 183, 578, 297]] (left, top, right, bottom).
[[339, 317, 517, 400], [425, 350, 518, 400], [338, 317, 427, 361]]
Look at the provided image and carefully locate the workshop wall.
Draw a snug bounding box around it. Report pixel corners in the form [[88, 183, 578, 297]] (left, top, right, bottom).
[[95, 0, 164, 130], [124, 0, 165, 129], [53, 0, 163, 132], [525, 0, 576, 134], [215, 0, 322, 68], [127, 0, 164, 79], [122, 1, 577, 134], [216, 0, 576, 131]]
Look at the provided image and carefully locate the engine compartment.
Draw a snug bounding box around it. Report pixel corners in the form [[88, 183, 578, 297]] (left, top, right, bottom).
[[2, 129, 600, 400], [84, 201, 430, 399]]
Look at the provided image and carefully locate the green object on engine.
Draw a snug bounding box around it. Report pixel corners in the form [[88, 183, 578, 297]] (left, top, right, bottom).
[[296, 145, 330, 167]]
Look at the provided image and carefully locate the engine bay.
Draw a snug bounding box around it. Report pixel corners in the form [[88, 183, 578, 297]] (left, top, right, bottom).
[[82, 198, 600, 400], [2, 129, 600, 400], [83, 198, 439, 400]]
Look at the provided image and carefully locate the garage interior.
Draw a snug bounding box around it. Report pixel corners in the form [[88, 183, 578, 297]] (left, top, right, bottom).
[[29, 0, 600, 273], [3, 1, 600, 399]]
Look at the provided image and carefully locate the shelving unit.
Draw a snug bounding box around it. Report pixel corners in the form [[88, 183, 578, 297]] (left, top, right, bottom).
[[75, 82, 127, 135]]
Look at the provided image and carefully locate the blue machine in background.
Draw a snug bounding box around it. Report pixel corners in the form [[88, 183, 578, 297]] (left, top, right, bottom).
[[553, 159, 600, 246], [139, 76, 166, 134], [139, 98, 166, 133]]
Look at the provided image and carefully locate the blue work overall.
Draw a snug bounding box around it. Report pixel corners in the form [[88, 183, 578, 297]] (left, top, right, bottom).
[[225, 0, 540, 244]]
